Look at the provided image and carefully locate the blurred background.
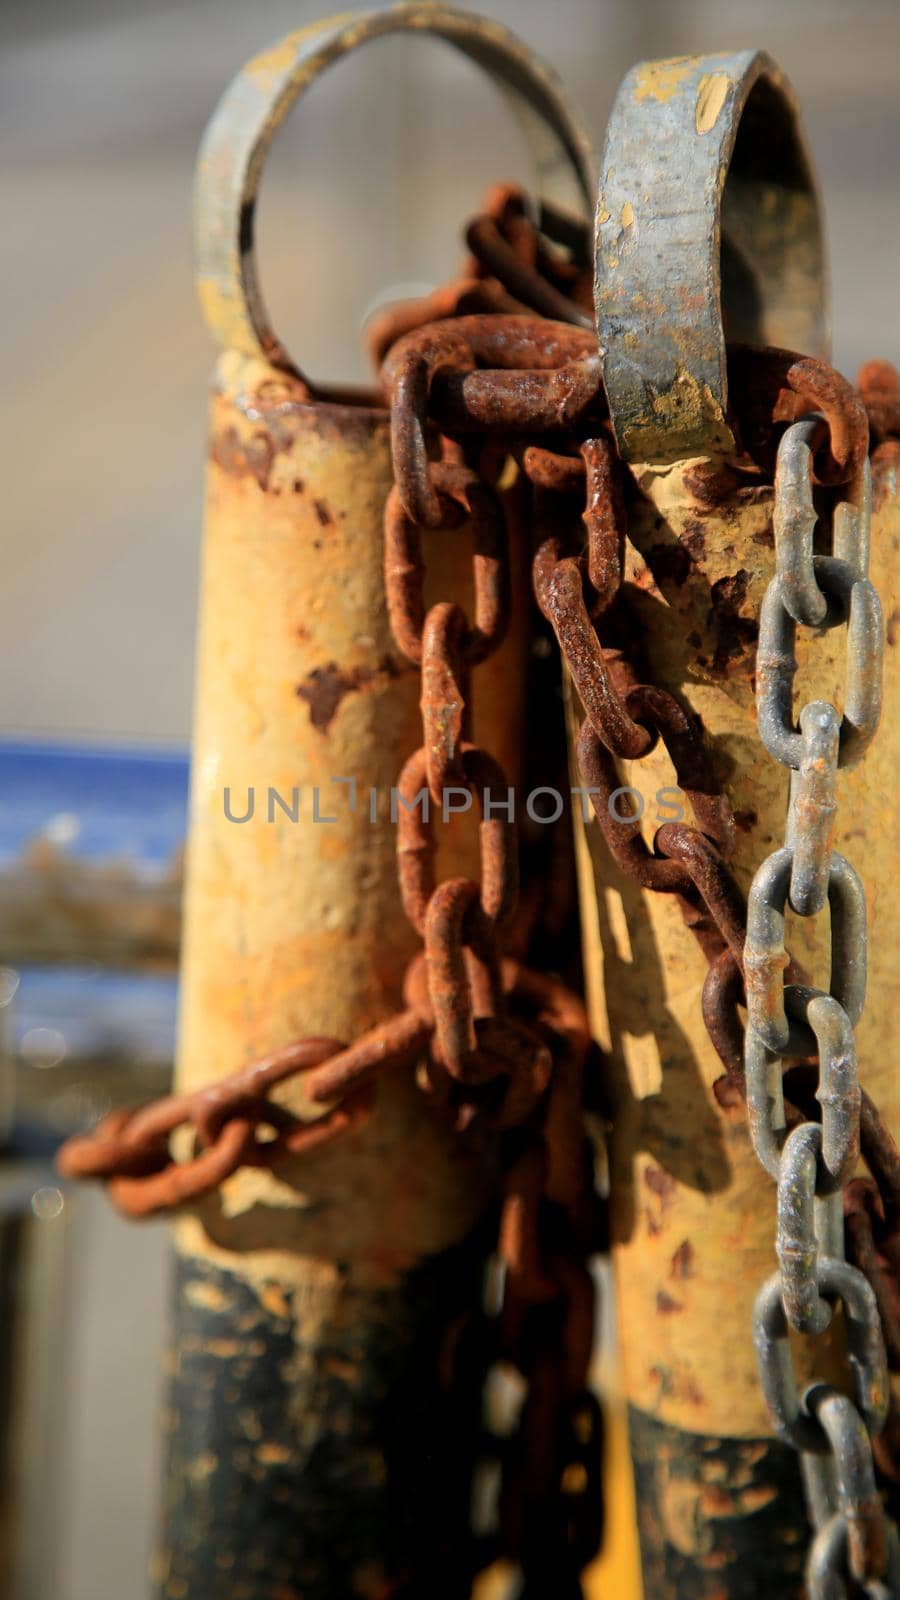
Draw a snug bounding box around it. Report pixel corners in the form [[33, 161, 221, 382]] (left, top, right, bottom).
[[1, 1, 898, 1595]]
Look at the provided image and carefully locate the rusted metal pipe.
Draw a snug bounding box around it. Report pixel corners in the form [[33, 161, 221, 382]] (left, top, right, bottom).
[[157, 12, 593, 1598]]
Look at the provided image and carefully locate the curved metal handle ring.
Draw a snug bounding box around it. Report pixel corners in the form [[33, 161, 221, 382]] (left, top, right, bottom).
[[595, 51, 830, 462], [195, 4, 595, 373]]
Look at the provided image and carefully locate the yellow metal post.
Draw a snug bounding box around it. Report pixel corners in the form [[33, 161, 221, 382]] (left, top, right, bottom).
[[159, 13, 594, 1596]]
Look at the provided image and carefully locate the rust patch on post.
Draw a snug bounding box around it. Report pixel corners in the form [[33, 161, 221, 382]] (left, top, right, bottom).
[[296, 658, 406, 733]]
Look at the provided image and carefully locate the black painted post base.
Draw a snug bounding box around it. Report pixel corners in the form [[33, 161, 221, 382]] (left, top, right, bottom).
[[153, 1233, 492, 1600], [628, 1407, 808, 1600]]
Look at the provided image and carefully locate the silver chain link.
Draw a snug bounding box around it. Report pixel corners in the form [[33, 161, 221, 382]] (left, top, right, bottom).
[[744, 417, 898, 1598]]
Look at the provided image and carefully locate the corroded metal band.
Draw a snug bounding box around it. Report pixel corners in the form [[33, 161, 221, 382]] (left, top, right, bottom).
[[595, 50, 829, 462], [195, 5, 595, 369]]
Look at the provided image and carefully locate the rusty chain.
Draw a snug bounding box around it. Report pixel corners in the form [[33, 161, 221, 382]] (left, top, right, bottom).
[[365, 181, 593, 371], [55, 184, 900, 1591], [381, 393, 602, 1588]]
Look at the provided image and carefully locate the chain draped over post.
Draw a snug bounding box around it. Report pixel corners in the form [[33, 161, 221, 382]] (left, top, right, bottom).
[[378, 305, 900, 1594], [46, 15, 900, 1596], [58, 273, 900, 1590], [54, 134, 900, 1596]]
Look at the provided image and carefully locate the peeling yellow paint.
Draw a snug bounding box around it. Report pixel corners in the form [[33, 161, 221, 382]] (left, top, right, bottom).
[[620, 366, 731, 462], [620, 201, 634, 229], [633, 57, 693, 105], [172, 345, 528, 1380], [244, 35, 302, 91], [242, 18, 354, 95], [197, 276, 255, 360], [695, 72, 730, 134]]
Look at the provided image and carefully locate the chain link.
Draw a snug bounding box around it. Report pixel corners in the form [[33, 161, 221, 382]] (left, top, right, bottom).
[[745, 417, 897, 1596], [381, 395, 602, 1582]]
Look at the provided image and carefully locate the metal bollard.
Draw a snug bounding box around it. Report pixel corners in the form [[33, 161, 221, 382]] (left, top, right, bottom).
[[578, 50, 899, 1599], [160, 10, 593, 1598]]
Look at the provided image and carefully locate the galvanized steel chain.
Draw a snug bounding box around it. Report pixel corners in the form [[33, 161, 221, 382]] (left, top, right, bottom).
[[745, 416, 899, 1597]]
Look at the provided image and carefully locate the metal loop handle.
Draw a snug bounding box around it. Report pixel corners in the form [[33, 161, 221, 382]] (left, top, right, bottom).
[[595, 50, 828, 461], [195, 5, 595, 371]]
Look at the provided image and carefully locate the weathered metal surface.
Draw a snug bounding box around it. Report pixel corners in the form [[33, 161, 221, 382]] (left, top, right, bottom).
[[56, 323, 600, 1582], [368, 279, 900, 1586], [583, 55, 900, 1595], [195, 5, 595, 376], [595, 51, 828, 462], [54, 20, 900, 1582]]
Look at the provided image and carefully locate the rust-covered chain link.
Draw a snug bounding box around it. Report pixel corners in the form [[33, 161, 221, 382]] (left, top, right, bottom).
[[366, 181, 592, 371], [744, 419, 899, 1599], [57, 1024, 415, 1216], [507, 410, 748, 1074], [383, 366, 603, 1590]]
